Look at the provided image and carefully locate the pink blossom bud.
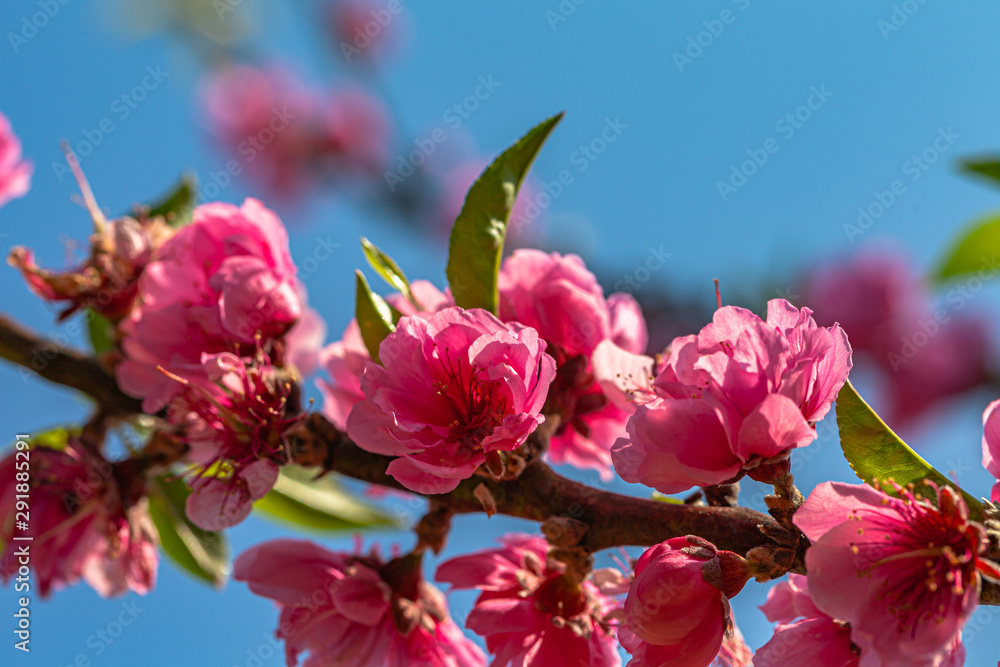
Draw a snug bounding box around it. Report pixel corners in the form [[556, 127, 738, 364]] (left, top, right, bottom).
[[620, 536, 749, 667]]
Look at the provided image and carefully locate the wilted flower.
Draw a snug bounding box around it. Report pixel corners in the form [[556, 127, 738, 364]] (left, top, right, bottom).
[[10, 215, 173, 323]]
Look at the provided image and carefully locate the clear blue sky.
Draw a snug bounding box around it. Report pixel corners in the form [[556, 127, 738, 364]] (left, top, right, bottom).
[[2, 1, 1000, 664]]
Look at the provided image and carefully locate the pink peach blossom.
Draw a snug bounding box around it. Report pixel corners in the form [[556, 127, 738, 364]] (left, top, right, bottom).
[[619, 536, 749, 667], [321, 88, 391, 175], [0, 441, 158, 597], [612, 299, 851, 493], [346, 307, 555, 493], [755, 573, 966, 667], [0, 112, 32, 208], [755, 574, 859, 667], [235, 539, 485, 667], [436, 533, 621, 667], [117, 198, 302, 412], [167, 351, 302, 530], [498, 249, 648, 480], [795, 481, 989, 667]]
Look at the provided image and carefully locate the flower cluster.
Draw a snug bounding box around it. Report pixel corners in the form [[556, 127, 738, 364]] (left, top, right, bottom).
[[117, 197, 304, 412], [0, 440, 158, 598], [202, 66, 390, 200], [610, 298, 852, 492], [322, 250, 647, 491]]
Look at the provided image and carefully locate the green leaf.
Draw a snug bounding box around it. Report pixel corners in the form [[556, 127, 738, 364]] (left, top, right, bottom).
[[446, 113, 564, 313], [7, 427, 78, 452], [254, 466, 397, 533], [147, 476, 229, 587], [355, 270, 396, 364], [651, 492, 685, 505], [835, 381, 983, 519], [960, 157, 1000, 187], [145, 174, 197, 228], [931, 213, 1000, 284], [360, 237, 418, 309], [86, 309, 116, 355]]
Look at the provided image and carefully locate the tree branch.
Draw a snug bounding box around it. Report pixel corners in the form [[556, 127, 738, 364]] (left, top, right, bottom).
[[292, 412, 792, 559], [5, 313, 1000, 602], [0, 313, 142, 415]]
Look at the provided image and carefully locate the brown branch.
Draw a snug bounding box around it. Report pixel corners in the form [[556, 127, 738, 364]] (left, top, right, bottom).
[[6, 313, 1000, 602], [0, 313, 142, 415], [294, 413, 792, 559]]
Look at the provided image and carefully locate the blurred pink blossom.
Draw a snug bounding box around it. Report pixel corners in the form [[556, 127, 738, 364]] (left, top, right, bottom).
[[0, 111, 32, 208], [0, 441, 158, 598], [235, 539, 485, 666]]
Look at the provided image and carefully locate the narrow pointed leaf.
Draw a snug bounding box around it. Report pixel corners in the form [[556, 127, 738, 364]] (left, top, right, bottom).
[[147, 475, 230, 587], [355, 270, 395, 364], [446, 112, 563, 313], [254, 466, 397, 532], [835, 381, 983, 519], [960, 157, 1000, 187], [360, 237, 417, 309]]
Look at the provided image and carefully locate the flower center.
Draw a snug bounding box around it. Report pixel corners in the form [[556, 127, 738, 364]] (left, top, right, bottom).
[[433, 353, 508, 449], [852, 493, 980, 634]]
